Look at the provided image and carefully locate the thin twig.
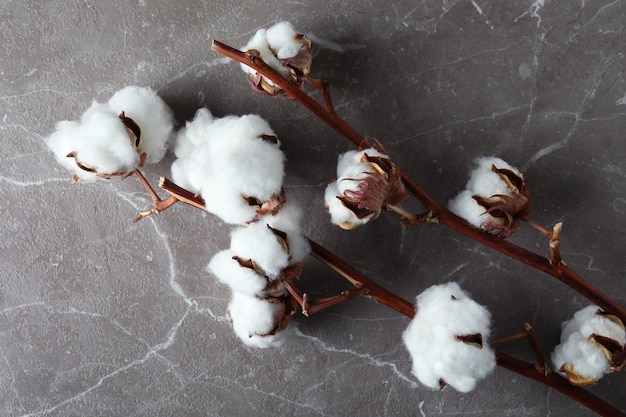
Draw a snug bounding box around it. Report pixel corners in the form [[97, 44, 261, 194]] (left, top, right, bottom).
[[307, 238, 416, 318], [132, 169, 180, 222]]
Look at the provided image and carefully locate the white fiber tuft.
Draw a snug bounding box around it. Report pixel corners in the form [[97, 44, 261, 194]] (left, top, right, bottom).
[[402, 282, 496, 392], [448, 156, 521, 228], [172, 108, 285, 224], [551, 305, 625, 382]]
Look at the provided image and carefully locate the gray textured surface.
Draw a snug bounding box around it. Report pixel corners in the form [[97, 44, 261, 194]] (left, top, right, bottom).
[[1, 1, 625, 416]]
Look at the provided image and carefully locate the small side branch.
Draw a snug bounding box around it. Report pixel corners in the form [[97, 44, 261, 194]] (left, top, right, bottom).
[[132, 169, 180, 222], [306, 238, 416, 318], [304, 76, 336, 115], [549, 222, 563, 266], [491, 323, 548, 374]]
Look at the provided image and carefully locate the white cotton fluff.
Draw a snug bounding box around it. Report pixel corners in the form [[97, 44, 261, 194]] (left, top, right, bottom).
[[324, 148, 389, 227], [402, 282, 496, 393], [46, 110, 140, 180], [551, 305, 626, 382], [46, 86, 175, 180], [266, 21, 301, 59], [261, 201, 310, 264], [208, 249, 269, 297], [106, 86, 175, 164], [239, 21, 303, 80], [171, 108, 285, 224], [228, 292, 288, 348], [228, 203, 308, 280], [448, 156, 521, 228]]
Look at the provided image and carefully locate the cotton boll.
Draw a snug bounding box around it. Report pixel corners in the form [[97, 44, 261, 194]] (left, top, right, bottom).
[[171, 109, 286, 224], [552, 332, 612, 383], [466, 156, 520, 198], [229, 222, 291, 280], [448, 156, 528, 236], [402, 282, 496, 393], [227, 292, 290, 348], [208, 250, 268, 296], [551, 305, 626, 385], [46, 110, 140, 181], [46, 86, 174, 180], [239, 22, 313, 96], [107, 86, 175, 164], [208, 114, 284, 202], [324, 181, 374, 229], [325, 148, 401, 230]]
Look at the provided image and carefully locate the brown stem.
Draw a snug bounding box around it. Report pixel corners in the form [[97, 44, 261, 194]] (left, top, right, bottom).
[[304, 76, 336, 115], [496, 352, 625, 417], [523, 323, 548, 374], [306, 238, 416, 318], [490, 331, 529, 346], [211, 39, 626, 324], [132, 169, 180, 222], [158, 177, 207, 210], [523, 217, 553, 238], [386, 204, 421, 225]]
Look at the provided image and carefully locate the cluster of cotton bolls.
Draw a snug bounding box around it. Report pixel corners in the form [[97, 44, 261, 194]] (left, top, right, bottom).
[[239, 21, 313, 96], [448, 156, 530, 237], [170, 107, 308, 347], [402, 282, 496, 393], [45, 86, 308, 347], [551, 305, 626, 386], [208, 202, 309, 347], [324, 147, 406, 230], [46, 86, 175, 181]]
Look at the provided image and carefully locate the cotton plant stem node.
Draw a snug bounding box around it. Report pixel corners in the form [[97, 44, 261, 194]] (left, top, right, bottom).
[[549, 222, 563, 266], [491, 323, 548, 375], [132, 170, 180, 223]]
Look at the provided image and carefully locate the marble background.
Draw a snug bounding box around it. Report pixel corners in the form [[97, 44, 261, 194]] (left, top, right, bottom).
[[1, 0, 625, 416]]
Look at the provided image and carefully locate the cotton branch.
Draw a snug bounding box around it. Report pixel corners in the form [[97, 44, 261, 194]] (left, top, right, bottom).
[[210, 39, 626, 324]]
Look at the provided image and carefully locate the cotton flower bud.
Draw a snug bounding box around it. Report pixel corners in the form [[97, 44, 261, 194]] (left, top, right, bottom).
[[46, 86, 175, 181], [324, 148, 407, 230], [240, 21, 313, 96], [402, 282, 496, 393], [551, 305, 626, 386], [448, 156, 530, 237]]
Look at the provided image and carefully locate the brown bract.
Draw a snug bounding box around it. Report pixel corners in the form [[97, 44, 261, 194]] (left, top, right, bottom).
[[337, 152, 407, 226], [473, 164, 531, 238], [559, 310, 625, 385], [66, 112, 144, 181]]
